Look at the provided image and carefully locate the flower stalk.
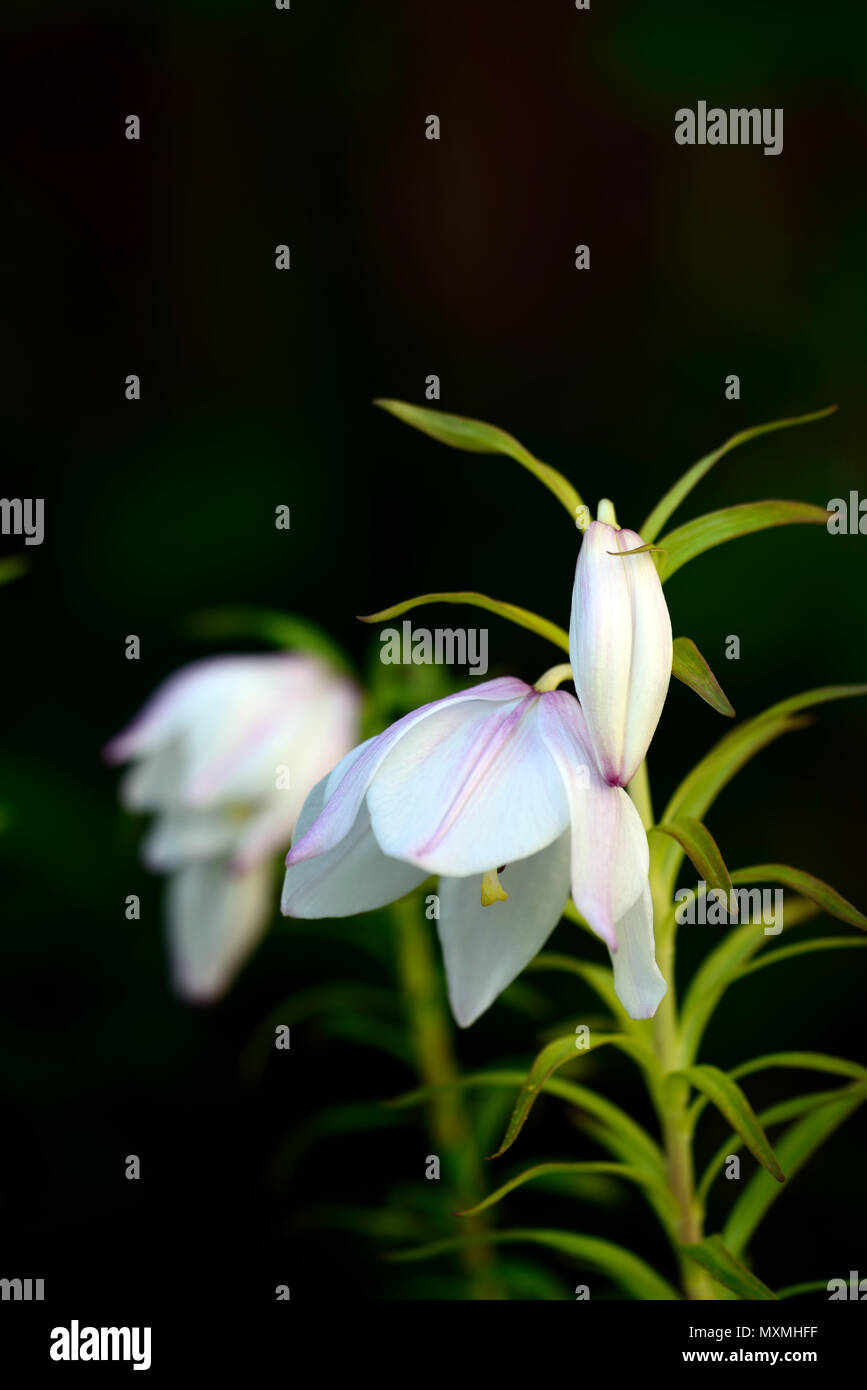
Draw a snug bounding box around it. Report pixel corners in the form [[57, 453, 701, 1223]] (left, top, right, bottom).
[[648, 882, 716, 1299], [391, 897, 501, 1299]]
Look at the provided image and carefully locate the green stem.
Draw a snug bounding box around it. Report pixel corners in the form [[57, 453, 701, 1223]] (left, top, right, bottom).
[[391, 897, 502, 1298], [650, 886, 716, 1300]]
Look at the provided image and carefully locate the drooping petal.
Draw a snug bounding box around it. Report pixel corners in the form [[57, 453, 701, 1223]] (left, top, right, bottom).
[[569, 521, 672, 786], [105, 656, 291, 768], [118, 743, 188, 811], [281, 798, 427, 918], [366, 692, 570, 876], [436, 834, 571, 1027], [166, 858, 274, 1003], [286, 677, 531, 866], [230, 684, 362, 871], [142, 808, 248, 870], [608, 883, 667, 1019], [537, 691, 649, 948]]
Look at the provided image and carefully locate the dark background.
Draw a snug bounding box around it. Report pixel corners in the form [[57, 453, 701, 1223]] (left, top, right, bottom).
[[2, 0, 866, 1301]]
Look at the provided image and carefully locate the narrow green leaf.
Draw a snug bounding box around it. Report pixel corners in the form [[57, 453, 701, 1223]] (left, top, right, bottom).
[[731, 864, 867, 931], [653, 817, 733, 896], [383, 1070, 667, 1176], [673, 1064, 784, 1181], [491, 1034, 658, 1159], [656, 685, 867, 899], [185, 605, 354, 676], [374, 398, 585, 520], [358, 591, 569, 654], [657, 500, 830, 582], [731, 1052, 867, 1085], [655, 716, 806, 901], [640, 405, 837, 544], [385, 1228, 680, 1300], [455, 1161, 670, 1218], [723, 1090, 867, 1257], [682, 1235, 778, 1300], [776, 1280, 835, 1300], [696, 1081, 867, 1212], [736, 935, 867, 980], [760, 683, 867, 723], [689, 1053, 867, 1130], [672, 636, 735, 717], [678, 901, 820, 1066]]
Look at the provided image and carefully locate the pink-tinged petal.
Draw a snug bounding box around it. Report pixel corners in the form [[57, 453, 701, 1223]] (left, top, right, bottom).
[[185, 663, 359, 807], [569, 521, 672, 786], [105, 655, 283, 764], [231, 683, 363, 871], [105, 653, 360, 810], [366, 693, 570, 876], [285, 677, 532, 867], [281, 797, 426, 918], [537, 690, 649, 948], [608, 884, 667, 1019], [166, 859, 274, 1003], [437, 835, 571, 1027]]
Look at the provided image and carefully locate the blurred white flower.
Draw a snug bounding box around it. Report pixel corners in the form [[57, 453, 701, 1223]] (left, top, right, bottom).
[[106, 653, 361, 1003]]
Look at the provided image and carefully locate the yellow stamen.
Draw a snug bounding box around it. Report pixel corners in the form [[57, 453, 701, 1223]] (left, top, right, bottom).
[[481, 868, 509, 906]]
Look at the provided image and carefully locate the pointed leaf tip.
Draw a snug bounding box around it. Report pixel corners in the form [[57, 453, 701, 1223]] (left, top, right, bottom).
[[654, 816, 733, 896], [373, 398, 584, 518], [672, 636, 735, 717]]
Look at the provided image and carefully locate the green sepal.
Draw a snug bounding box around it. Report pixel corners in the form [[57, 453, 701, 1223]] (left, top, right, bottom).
[[672, 636, 735, 717]]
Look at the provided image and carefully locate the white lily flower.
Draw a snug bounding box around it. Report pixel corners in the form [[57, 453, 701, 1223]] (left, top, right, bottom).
[[570, 520, 672, 786], [281, 677, 665, 1024], [106, 654, 361, 1003]]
